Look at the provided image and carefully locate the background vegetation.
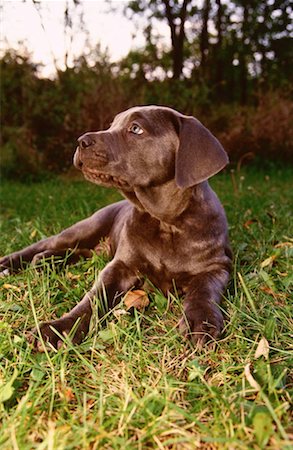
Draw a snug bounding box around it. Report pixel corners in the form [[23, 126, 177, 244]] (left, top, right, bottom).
[[1, 0, 292, 178]]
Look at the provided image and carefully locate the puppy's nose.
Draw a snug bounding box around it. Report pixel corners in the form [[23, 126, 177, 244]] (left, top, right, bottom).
[[78, 133, 96, 149]]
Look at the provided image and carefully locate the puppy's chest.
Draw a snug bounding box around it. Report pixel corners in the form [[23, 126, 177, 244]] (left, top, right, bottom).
[[115, 219, 206, 274]]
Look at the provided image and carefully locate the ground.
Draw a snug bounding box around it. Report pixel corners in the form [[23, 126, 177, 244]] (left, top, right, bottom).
[[0, 166, 292, 449]]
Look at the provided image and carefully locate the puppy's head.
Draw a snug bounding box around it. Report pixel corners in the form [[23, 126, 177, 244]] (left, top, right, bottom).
[[74, 106, 228, 191]]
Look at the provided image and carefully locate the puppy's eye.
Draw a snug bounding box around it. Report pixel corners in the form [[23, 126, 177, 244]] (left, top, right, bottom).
[[129, 123, 143, 135]]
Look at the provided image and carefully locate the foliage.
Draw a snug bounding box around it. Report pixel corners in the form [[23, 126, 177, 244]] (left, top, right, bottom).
[[0, 50, 128, 178], [197, 91, 293, 168], [0, 167, 292, 448], [126, 1, 293, 97], [1, 0, 293, 177]]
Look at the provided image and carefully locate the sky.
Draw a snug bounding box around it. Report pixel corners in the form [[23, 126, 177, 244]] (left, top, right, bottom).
[[1, 0, 165, 77]]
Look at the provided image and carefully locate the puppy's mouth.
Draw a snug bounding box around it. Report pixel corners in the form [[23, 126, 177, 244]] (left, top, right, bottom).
[[83, 169, 130, 189]]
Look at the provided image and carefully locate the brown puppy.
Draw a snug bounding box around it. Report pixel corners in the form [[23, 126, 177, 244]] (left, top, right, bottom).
[[0, 106, 232, 350]]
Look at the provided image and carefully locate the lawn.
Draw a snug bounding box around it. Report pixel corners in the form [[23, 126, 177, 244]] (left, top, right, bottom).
[[0, 166, 292, 449]]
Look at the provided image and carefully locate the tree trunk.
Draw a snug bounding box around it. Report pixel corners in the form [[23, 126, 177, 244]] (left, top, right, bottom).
[[260, 3, 270, 81], [200, 0, 211, 76], [215, 0, 223, 93], [162, 0, 189, 79], [240, 3, 248, 104]]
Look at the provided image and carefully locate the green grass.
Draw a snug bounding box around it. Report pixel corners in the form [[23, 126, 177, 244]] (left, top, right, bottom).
[[0, 167, 292, 449]]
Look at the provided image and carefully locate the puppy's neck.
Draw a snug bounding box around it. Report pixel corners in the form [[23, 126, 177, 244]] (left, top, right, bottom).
[[121, 180, 193, 224]]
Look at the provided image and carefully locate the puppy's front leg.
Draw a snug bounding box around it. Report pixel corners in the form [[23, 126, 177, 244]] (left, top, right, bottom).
[[28, 259, 139, 351], [0, 202, 125, 274], [179, 270, 229, 347]]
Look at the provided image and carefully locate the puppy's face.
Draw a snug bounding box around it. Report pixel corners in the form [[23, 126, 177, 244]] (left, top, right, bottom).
[[75, 105, 228, 192], [74, 106, 179, 190]]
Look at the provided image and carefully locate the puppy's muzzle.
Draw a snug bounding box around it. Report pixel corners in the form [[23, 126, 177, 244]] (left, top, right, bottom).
[[78, 133, 96, 150], [74, 132, 109, 170], [73, 147, 83, 169]]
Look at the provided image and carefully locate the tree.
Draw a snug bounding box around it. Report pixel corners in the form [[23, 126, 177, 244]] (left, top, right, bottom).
[[127, 0, 194, 79], [199, 0, 211, 74], [228, 0, 293, 102], [214, 0, 223, 92]]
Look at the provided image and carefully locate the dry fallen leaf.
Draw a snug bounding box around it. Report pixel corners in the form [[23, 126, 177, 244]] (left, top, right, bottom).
[[260, 255, 277, 268], [58, 386, 75, 402], [255, 337, 269, 360], [260, 285, 285, 300], [66, 271, 81, 281], [30, 229, 37, 239], [3, 283, 21, 292], [274, 241, 293, 249], [124, 290, 150, 311], [64, 387, 75, 402], [244, 363, 261, 391], [243, 219, 258, 229], [260, 286, 276, 297], [276, 270, 288, 277]]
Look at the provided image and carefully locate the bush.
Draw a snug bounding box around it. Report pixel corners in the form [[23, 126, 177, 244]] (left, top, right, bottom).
[[1, 50, 292, 179], [0, 126, 43, 180], [251, 93, 293, 161], [210, 92, 293, 165]]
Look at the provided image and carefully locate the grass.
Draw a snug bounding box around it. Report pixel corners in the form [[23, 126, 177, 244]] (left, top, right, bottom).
[[0, 166, 292, 449]]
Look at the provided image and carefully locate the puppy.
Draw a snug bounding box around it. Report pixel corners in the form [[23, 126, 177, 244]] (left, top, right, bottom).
[[0, 106, 232, 350]]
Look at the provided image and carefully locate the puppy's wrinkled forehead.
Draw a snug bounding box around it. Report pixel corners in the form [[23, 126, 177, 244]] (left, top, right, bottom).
[[111, 106, 178, 136]]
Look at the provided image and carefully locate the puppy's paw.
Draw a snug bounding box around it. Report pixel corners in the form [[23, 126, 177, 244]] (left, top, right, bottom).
[[27, 315, 89, 352], [0, 256, 13, 275], [0, 254, 23, 274], [179, 305, 223, 348], [0, 268, 10, 277]]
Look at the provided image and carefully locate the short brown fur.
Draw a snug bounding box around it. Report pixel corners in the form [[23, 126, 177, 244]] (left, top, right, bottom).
[[0, 106, 232, 350]]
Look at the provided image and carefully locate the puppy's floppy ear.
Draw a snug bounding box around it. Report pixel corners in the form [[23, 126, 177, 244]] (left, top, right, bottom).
[[175, 115, 228, 188]]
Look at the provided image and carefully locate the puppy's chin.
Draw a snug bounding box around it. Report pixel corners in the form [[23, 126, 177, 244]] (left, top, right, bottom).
[[73, 148, 83, 170], [82, 168, 130, 189]]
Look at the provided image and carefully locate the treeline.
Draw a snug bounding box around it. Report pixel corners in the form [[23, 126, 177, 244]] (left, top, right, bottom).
[[1, 0, 292, 178], [125, 0, 292, 102]]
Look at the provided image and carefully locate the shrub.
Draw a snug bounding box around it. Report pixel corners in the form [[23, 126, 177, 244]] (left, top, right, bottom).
[[1, 50, 292, 179], [214, 92, 293, 165], [0, 126, 43, 180]]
